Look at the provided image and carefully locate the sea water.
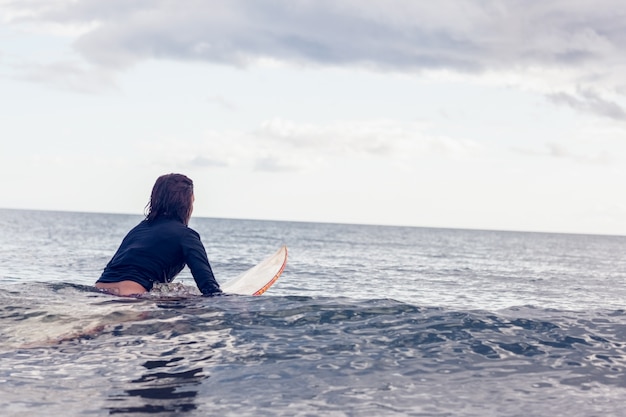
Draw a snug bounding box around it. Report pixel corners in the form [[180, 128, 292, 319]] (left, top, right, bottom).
[[0, 208, 625, 416]]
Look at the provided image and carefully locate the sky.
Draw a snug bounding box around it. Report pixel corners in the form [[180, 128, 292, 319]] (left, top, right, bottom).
[[1, 0, 626, 235]]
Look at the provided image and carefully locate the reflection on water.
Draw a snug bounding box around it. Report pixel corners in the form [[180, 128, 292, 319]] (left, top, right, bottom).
[[108, 358, 204, 415]]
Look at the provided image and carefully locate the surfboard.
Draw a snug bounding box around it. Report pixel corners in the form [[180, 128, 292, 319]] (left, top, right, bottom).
[[220, 245, 288, 295]]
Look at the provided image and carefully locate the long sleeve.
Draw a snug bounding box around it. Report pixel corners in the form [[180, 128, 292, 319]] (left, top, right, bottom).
[[181, 228, 222, 295]]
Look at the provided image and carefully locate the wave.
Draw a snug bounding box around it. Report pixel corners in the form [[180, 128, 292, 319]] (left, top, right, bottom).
[[3, 282, 626, 373], [2, 282, 626, 416]]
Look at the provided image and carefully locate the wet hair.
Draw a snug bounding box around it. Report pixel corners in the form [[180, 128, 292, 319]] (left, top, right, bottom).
[[145, 173, 194, 225]]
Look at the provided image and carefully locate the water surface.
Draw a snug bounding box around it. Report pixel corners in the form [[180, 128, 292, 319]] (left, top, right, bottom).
[[1, 209, 625, 416]]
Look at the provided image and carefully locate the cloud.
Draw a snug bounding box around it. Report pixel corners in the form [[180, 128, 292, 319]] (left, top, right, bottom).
[[259, 118, 480, 159], [169, 118, 479, 173], [255, 118, 399, 156], [189, 156, 229, 168], [511, 142, 611, 165], [253, 157, 299, 173], [546, 88, 626, 121], [4, 1, 624, 73], [206, 95, 238, 111], [6, 1, 626, 118], [9, 59, 116, 93]]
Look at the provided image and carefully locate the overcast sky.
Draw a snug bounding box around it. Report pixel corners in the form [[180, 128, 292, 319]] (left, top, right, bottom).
[[2, 0, 626, 235]]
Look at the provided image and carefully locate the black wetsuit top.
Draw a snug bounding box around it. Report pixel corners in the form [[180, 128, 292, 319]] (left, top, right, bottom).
[[97, 218, 222, 295]]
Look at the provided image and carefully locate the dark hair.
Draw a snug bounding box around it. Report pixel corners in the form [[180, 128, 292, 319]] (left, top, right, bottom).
[[145, 173, 194, 224]]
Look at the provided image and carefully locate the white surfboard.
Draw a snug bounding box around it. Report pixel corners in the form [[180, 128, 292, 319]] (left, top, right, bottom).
[[220, 246, 288, 295]]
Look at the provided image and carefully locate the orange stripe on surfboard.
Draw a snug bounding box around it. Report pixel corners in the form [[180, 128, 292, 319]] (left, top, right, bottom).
[[253, 246, 288, 296]]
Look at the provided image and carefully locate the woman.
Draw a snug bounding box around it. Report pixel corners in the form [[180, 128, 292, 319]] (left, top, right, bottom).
[[95, 173, 222, 297]]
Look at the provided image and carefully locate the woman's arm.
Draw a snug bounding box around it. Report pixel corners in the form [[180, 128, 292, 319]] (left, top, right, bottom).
[[182, 228, 223, 295]]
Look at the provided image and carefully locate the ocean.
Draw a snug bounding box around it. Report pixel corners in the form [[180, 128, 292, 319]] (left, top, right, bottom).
[[1, 208, 625, 416]]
